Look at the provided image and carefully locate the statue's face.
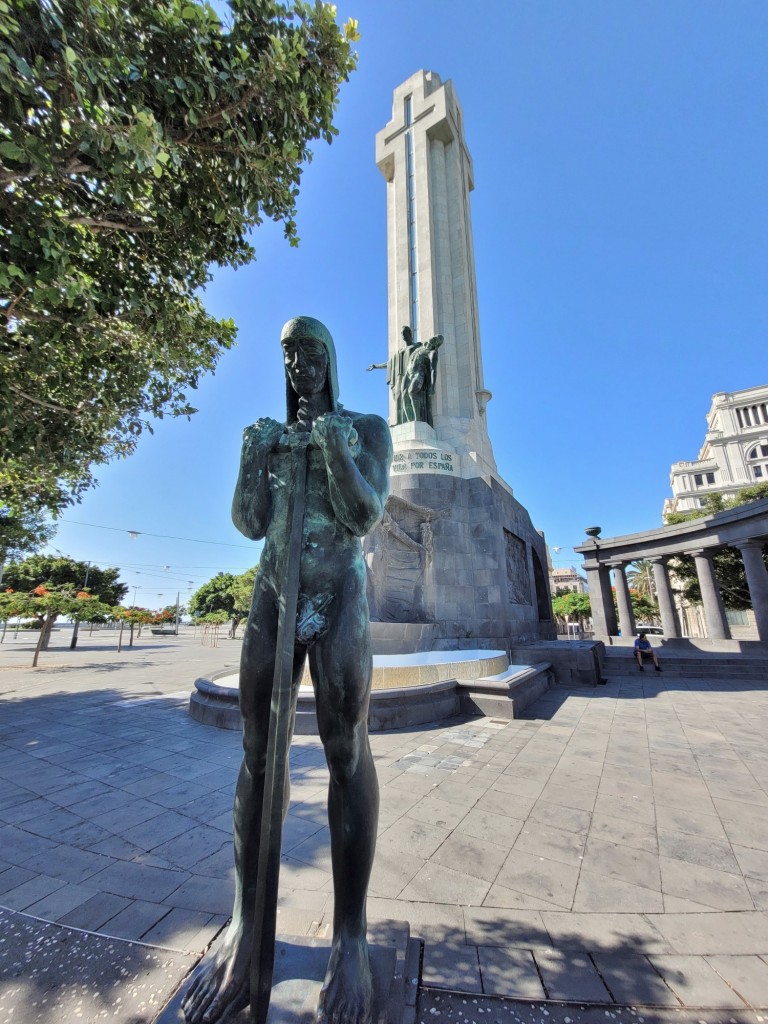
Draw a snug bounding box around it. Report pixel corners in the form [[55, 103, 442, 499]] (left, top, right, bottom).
[[282, 336, 329, 396]]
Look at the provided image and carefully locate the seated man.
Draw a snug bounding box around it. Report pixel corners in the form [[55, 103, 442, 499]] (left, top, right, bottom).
[[634, 631, 662, 672]]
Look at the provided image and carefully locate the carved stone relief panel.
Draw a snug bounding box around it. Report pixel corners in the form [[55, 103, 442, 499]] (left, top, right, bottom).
[[504, 529, 531, 605]]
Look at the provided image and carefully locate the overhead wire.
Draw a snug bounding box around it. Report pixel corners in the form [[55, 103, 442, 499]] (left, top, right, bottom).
[[60, 518, 257, 550]]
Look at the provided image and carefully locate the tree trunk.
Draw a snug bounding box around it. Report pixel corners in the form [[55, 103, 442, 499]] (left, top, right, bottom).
[[129, 622, 134, 647], [40, 614, 55, 650], [32, 614, 54, 667]]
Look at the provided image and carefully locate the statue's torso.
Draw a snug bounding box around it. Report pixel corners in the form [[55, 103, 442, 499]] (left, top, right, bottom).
[[259, 442, 364, 598]]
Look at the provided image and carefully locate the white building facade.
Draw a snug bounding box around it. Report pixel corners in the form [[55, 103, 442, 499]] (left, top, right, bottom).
[[664, 384, 768, 518], [550, 566, 588, 595]]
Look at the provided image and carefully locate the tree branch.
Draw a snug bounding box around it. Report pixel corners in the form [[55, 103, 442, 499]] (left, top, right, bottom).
[[8, 385, 79, 415], [66, 216, 155, 232], [2, 286, 29, 325], [0, 155, 92, 187]]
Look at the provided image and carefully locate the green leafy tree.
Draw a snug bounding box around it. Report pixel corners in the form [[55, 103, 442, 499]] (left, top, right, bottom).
[[553, 587, 658, 634], [552, 591, 591, 630], [629, 592, 658, 623], [189, 572, 237, 617], [229, 564, 259, 636], [161, 603, 186, 618], [114, 605, 154, 646], [626, 559, 655, 600], [666, 484, 768, 610], [1, 0, 359, 519], [3, 585, 111, 665], [201, 609, 230, 626], [0, 586, 29, 641], [2, 554, 126, 605], [189, 565, 258, 637], [0, 505, 52, 579]]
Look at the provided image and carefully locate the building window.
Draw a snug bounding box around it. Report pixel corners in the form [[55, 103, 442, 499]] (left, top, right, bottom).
[[694, 472, 715, 486], [746, 443, 768, 480], [737, 405, 767, 428], [726, 608, 749, 626]]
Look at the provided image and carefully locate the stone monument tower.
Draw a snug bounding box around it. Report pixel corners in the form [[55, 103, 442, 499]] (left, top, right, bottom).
[[374, 69, 495, 476], [365, 71, 555, 652]]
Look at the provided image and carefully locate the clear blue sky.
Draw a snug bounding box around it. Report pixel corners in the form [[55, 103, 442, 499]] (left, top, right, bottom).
[[48, 1, 768, 606]]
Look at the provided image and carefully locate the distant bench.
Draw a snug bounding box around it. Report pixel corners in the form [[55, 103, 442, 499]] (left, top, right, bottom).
[[151, 628, 177, 636]]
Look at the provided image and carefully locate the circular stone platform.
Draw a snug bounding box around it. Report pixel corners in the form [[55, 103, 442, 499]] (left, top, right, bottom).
[[189, 650, 508, 732]]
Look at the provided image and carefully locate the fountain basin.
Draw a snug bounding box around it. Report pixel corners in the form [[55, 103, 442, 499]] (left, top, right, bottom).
[[189, 650, 552, 733]]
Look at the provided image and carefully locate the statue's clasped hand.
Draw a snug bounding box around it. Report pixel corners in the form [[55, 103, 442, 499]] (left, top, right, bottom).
[[310, 412, 358, 454], [243, 417, 284, 452]]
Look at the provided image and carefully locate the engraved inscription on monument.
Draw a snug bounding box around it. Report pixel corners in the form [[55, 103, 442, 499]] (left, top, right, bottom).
[[392, 449, 455, 475]]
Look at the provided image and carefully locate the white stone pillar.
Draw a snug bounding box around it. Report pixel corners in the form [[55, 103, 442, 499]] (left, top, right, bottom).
[[650, 557, 681, 638], [735, 540, 768, 641], [687, 548, 730, 640], [610, 562, 636, 638]]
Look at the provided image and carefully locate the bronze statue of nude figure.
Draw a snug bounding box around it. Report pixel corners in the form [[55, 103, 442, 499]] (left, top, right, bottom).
[[182, 317, 392, 1024]]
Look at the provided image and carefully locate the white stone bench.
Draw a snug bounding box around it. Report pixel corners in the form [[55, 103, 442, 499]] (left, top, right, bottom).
[[456, 662, 553, 718]]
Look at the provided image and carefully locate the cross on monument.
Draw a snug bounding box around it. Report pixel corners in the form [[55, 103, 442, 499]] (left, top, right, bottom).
[[376, 70, 496, 475]]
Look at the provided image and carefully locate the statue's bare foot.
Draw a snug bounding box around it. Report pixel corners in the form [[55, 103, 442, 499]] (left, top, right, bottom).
[[316, 933, 373, 1024], [182, 922, 250, 1024]]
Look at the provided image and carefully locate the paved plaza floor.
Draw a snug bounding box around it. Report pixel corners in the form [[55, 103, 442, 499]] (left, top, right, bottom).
[[1, 628, 768, 1021]]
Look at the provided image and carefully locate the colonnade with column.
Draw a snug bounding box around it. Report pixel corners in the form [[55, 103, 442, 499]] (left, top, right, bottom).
[[582, 539, 768, 642]]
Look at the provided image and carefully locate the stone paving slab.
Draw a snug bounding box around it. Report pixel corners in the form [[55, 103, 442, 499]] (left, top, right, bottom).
[[418, 989, 762, 1024], [3, 632, 768, 1016], [0, 906, 195, 1024]]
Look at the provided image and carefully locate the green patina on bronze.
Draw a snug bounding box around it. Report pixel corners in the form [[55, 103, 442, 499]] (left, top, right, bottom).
[[182, 316, 392, 1024], [367, 325, 443, 426]]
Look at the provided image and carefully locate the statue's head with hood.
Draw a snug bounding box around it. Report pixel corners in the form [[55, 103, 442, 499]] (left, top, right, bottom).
[[280, 316, 340, 425]]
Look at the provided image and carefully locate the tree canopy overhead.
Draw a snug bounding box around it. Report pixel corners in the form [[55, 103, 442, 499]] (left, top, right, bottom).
[[0, 0, 358, 517]]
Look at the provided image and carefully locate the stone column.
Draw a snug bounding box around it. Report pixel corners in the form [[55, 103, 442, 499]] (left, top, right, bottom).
[[584, 563, 618, 638], [609, 562, 636, 638], [687, 548, 730, 640], [650, 557, 681, 638], [735, 540, 768, 641]]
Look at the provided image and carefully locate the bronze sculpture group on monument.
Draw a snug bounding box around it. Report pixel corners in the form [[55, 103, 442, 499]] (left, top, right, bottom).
[[181, 71, 554, 1024], [367, 325, 443, 427]]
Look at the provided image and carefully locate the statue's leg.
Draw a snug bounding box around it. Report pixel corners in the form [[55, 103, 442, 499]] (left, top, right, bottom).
[[310, 570, 378, 1024], [405, 375, 424, 422], [183, 580, 305, 1024], [402, 386, 413, 422]]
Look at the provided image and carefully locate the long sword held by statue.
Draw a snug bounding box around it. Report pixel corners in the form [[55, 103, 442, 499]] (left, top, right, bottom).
[[250, 434, 309, 1024]]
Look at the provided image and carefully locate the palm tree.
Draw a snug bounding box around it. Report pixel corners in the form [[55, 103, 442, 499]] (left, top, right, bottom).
[[627, 559, 655, 600]]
